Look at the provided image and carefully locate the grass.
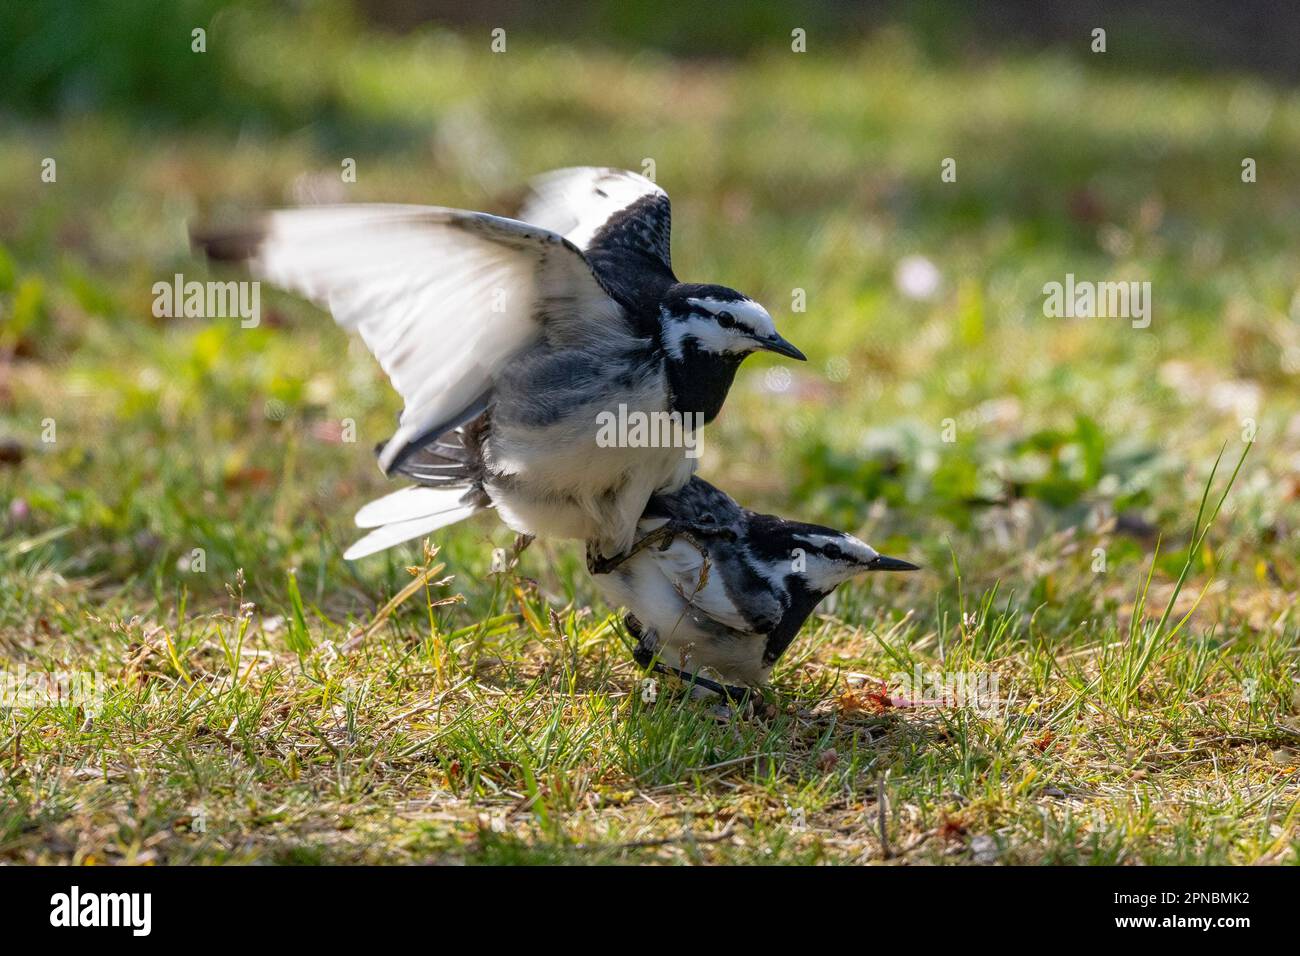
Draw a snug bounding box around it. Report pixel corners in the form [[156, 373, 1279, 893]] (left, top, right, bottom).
[[0, 5, 1297, 864]]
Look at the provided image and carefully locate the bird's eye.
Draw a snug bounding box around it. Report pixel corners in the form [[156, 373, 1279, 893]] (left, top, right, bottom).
[[715, 310, 737, 329], [823, 544, 843, 560]]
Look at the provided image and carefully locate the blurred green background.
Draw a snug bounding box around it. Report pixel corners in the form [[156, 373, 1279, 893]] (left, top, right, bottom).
[[1, 0, 1296, 619]]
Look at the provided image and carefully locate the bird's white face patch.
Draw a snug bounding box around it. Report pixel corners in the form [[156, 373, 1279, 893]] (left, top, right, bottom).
[[795, 533, 876, 561], [792, 533, 880, 590], [686, 297, 777, 338], [664, 297, 776, 358]]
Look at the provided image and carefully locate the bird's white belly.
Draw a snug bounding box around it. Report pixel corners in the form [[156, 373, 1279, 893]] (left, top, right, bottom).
[[487, 395, 697, 553], [594, 552, 768, 686]]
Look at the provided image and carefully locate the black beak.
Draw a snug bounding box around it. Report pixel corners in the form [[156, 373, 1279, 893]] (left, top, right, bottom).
[[758, 332, 806, 361], [867, 554, 920, 572]]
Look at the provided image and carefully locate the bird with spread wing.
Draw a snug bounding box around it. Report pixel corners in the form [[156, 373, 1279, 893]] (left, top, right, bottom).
[[192, 168, 805, 562]]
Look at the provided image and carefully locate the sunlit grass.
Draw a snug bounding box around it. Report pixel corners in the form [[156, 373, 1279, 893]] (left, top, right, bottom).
[[0, 7, 1297, 863]]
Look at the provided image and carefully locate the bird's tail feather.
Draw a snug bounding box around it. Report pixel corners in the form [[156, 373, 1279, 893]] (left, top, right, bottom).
[[354, 485, 475, 528], [344, 486, 481, 560]]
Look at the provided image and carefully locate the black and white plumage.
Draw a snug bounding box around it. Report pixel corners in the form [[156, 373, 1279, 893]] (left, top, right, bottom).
[[591, 477, 919, 692], [192, 168, 805, 561]]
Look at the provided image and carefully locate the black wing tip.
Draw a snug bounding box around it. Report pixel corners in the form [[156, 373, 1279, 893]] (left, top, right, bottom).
[[189, 220, 266, 264]]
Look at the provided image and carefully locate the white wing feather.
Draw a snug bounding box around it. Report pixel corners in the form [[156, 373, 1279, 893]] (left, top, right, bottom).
[[647, 537, 752, 632], [343, 505, 480, 561], [353, 485, 474, 529], [518, 167, 668, 255], [241, 204, 617, 471]]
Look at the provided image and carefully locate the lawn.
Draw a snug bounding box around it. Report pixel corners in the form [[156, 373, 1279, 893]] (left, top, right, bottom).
[[1, 4, 1297, 864]]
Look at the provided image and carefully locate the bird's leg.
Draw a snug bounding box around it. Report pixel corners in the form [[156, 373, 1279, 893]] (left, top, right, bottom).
[[625, 621, 753, 705], [588, 519, 730, 576], [586, 523, 677, 575], [649, 660, 754, 706], [653, 520, 709, 560]]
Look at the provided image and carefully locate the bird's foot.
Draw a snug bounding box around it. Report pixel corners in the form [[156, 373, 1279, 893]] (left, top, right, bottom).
[[589, 519, 731, 576], [587, 523, 675, 575], [586, 542, 619, 576], [654, 518, 736, 553]]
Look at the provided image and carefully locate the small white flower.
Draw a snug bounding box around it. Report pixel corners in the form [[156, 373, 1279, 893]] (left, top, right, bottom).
[[764, 367, 793, 393], [894, 255, 941, 301]]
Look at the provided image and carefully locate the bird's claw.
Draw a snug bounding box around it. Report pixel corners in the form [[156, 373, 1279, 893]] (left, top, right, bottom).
[[587, 518, 725, 575]]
